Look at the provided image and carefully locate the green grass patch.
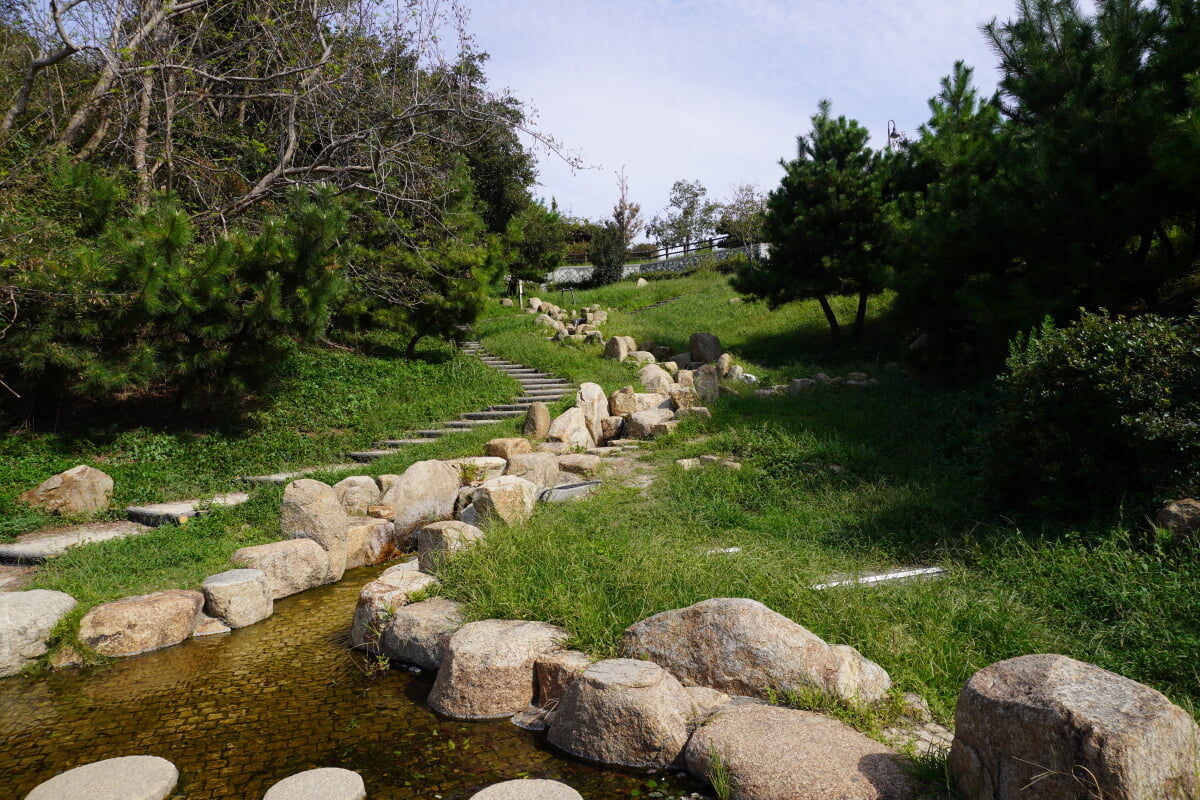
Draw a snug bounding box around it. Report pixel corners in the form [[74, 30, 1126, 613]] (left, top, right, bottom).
[[1, 338, 515, 541]]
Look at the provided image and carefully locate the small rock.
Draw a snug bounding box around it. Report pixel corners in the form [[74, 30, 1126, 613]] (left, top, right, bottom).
[[650, 420, 679, 437], [604, 336, 630, 362], [192, 613, 231, 638], [557, 453, 601, 480], [428, 619, 568, 719], [694, 364, 719, 404], [608, 386, 670, 416], [201, 569, 272, 628], [19, 465, 113, 516], [676, 407, 712, 420], [788, 378, 818, 394], [1158, 499, 1200, 543], [344, 517, 400, 568], [636, 277, 649, 287], [546, 407, 595, 450], [485, 438, 534, 459], [847, 371, 869, 382], [535, 649, 594, 705], [628, 408, 675, 439], [535, 441, 569, 455], [500, 297, 514, 307], [727, 296, 742, 305], [627, 350, 656, 365], [446, 456, 508, 484], [367, 504, 394, 519], [716, 353, 733, 377], [684, 685, 731, 723], [24, 755, 179, 800], [263, 767, 366, 800], [638, 364, 674, 394], [523, 403, 551, 439], [676, 458, 701, 470], [332, 476, 381, 516]]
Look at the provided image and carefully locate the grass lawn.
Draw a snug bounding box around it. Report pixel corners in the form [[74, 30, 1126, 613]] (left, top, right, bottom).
[[465, 272, 1200, 723]]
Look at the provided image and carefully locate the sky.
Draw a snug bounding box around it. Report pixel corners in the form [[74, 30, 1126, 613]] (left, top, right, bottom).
[[461, 0, 1027, 239]]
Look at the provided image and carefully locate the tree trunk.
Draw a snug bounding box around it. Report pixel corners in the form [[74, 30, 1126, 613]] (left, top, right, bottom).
[[851, 290, 869, 344], [817, 295, 843, 347], [405, 332, 423, 359]]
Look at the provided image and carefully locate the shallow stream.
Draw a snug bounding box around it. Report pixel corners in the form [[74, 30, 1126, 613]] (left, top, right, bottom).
[[0, 566, 702, 799]]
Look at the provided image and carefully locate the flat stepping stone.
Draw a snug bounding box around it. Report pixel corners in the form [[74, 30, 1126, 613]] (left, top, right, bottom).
[[373, 438, 437, 447], [470, 779, 583, 799], [25, 755, 179, 800], [126, 492, 250, 527], [539, 482, 601, 503], [0, 520, 153, 564], [811, 566, 945, 590], [263, 767, 365, 800], [239, 464, 358, 485], [444, 419, 505, 429]]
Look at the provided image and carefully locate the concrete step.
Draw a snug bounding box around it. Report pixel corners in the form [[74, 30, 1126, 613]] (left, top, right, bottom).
[[126, 492, 250, 527], [462, 410, 526, 420], [514, 395, 567, 403], [518, 380, 571, 388], [239, 464, 358, 486], [490, 404, 538, 412], [374, 438, 439, 447], [347, 450, 397, 463], [444, 419, 505, 429], [0, 520, 155, 564]]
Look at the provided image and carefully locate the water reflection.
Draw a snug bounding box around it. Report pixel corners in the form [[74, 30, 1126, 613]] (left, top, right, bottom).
[[0, 566, 700, 799]]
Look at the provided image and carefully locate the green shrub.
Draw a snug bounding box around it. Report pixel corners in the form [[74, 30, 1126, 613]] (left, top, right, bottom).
[[588, 222, 626, 287], [989, 311, 1200, 514]]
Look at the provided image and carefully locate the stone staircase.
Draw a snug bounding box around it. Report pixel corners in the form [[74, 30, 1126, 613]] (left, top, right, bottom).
[[344, 340, 574, 462]]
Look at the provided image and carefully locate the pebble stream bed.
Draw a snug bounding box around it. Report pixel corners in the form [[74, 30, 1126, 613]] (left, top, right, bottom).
[[0, 565, 703, 799]]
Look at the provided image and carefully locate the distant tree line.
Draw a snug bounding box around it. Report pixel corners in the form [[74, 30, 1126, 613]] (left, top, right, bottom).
[[0, 0, 568, 410]]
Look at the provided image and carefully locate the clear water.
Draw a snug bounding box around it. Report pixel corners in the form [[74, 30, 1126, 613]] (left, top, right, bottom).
[[0, 566, 704, 799]]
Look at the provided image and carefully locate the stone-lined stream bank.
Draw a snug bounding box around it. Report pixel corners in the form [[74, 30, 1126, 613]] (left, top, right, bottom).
[[0, 563, 700, 800]]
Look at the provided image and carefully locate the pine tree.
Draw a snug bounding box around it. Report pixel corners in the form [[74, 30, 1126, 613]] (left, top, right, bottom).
[[733, 101, 888, 346]]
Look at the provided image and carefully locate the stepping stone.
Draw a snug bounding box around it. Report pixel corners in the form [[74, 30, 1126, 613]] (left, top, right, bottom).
[[462, 410, 526, 420], [263, 768, 365, 800], [411, 429, 454, 438], [539, 481, 601, 503], [126, 492, 250, 527], [373, 438, 436, 447], [444, 419, 504, 429], [810, 566, 945, 590], [24, 755, 179, 800], [489, 404, 536, 411], [239, 464, 358, 486], [0, 520, 153, 564], [347, 450, 397, 463]]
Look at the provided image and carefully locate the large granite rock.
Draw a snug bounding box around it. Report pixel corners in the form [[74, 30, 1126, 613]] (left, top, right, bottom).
[[281, 479, 349, 551], [349, 566, 439, 652], [417, 520, 485, 573], [380, 459, 461, 542], [637, 364, 674, 395], [0, 589, 77, 677], [24, 755, 179, 800], [428, 619, 568, 719], [575, 382, 608, 444], [547, 658, 693, 769], [344, 517, 400, 568], [201, 569, 272, 628], [949, 654, 1200, 800], [19, 465, 113, 516], [470, 780, 583, 799], [333, 476, 381, 516], [523, 403, 551, 439], [535, 649, 594, 706], [230, 538, 331, 599], [546, 407, 594, 450], [504, 452, 562, 492], [627, 408, 675, 439], [471, 476, 538, 526], [79, 590, 205, 657], [449, 456, 509, 483], [556, 453, 601, 484], [263, 767, 366, 800], [608, 386, 670, 416], [689, 332, 723, 364], [621, 598, 890, 703], [684, 704, 916, 800], [485, 438, 533, 460], [380, 596, 464, 669]]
